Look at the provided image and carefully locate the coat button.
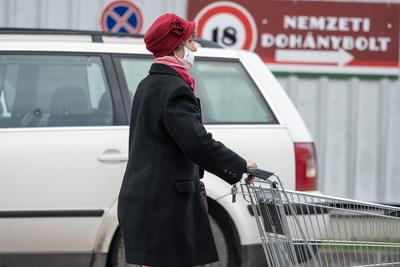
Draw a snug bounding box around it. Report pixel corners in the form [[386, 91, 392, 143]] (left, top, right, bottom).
[[232, 173, 237, 179], [228, 171, 232, 175], [223, 169, 228, 174]]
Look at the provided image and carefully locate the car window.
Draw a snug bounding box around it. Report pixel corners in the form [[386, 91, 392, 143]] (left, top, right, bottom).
[[0, 54, 113, 128], [119, 57, 277, 124], [120, 58, 151, 99], [192, 60, 277, 124]]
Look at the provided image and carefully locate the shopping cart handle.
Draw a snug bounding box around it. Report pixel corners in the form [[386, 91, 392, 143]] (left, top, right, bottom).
[[246, 168, 274, 180]]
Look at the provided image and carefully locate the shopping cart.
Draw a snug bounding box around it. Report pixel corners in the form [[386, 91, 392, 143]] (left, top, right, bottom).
[[236, 168, 400, 267]]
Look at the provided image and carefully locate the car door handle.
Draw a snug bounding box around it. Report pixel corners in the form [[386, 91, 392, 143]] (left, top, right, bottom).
[[98, 150, 128, 163]]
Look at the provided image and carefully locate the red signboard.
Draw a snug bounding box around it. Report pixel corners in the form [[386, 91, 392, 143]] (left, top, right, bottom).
[[188, 0, 399, 68]]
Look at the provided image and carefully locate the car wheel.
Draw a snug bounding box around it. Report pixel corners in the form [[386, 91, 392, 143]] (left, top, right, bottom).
[[107, 229, 140, 267], [202, 216, 230, 267], [109, 217, 234, 267]]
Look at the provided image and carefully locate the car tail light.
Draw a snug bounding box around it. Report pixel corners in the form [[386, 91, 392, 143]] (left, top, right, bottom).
[[294, 143, 318, 191]]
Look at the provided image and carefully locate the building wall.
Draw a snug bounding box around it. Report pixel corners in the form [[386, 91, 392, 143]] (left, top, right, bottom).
[[277, 75, 400, 203], [0, 0, 399, 203], [0, 0, 187, 32]]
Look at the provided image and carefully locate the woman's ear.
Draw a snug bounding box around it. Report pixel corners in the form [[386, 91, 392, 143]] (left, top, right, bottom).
[[174, 46, 185, 59]]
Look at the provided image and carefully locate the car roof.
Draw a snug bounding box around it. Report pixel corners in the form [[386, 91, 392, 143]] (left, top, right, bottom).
[[0, 28, 313, 142], [0, 28, 240, 59]]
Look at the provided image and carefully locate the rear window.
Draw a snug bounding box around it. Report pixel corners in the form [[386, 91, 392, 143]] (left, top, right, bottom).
[[119, 57, 277, 124], [193, 60, 277, 124]]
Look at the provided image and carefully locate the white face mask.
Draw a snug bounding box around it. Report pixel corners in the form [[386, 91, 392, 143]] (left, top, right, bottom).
[[175, 46, 195, 69]]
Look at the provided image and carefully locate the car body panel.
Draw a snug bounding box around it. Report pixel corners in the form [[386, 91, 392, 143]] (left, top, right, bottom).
[[0, 127, 127, 253]]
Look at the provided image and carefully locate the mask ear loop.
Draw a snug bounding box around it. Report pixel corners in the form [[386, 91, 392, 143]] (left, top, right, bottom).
[[173, 43, 186, 59], [174, 42, 194, 69]]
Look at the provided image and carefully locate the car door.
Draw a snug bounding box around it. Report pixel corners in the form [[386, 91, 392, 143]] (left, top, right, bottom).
[[189, 58, 296, 191], [0, 53, 128, 267], [114, 55, 295, 190], [114, 54, 296, 253]]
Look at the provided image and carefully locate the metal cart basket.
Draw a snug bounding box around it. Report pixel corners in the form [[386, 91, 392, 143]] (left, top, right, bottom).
[[240, 168, 400, 267]]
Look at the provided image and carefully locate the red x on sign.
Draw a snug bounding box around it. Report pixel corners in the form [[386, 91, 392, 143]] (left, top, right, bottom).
[[101, 1, 143, 34]]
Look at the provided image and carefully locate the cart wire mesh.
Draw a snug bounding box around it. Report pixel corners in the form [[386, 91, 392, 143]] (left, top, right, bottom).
[[241, 173, 400, 267]]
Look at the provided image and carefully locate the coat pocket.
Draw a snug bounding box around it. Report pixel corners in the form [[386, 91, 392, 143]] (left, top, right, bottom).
[[175, 179, 195, 193]]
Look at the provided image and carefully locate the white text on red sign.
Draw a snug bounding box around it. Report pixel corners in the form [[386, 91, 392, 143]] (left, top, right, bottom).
[[261, 15, 392, 52]]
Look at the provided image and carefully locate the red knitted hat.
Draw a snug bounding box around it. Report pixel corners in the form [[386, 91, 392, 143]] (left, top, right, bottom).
[[144, 13, 196, 58]]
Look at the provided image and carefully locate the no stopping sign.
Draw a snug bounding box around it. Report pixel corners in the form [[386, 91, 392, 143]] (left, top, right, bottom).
[[100, 1, 143, 34]]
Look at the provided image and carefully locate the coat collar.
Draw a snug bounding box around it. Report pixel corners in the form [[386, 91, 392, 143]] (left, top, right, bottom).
[[149, 63, 181, 78], [149, 63, 199, 103]]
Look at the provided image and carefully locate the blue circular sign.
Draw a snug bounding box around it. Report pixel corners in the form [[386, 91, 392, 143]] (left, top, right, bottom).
[[101, 1, 143, 34]]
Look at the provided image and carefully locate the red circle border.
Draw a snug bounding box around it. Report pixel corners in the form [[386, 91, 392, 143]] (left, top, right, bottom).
[[100, 1, 143, 34], [197, 5, 253, 50]]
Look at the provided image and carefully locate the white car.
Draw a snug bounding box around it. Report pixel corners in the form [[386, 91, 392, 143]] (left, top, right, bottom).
[[0, 29, 317, 267]]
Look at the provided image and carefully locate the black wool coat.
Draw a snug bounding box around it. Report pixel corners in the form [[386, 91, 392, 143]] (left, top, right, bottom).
[[117, 64, 247, 267]]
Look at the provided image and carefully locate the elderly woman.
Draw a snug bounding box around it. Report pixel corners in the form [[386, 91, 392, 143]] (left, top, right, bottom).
[[117, 13, 256, 267]]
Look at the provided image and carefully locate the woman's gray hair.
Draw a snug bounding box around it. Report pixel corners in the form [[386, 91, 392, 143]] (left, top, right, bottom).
[[174, 43, 185, 52]]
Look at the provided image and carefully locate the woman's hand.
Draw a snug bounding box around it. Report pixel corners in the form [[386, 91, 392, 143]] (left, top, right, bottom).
[[246, 160, 257, 168], [245, 160, 257, 184]]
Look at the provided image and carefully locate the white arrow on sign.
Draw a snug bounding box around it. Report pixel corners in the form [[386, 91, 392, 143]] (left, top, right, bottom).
[[275, 49, 354, 66]]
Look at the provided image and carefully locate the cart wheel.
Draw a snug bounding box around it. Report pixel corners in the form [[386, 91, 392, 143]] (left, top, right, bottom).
[[107, 229, 140, 267], [294, 244, 319, 263], [202, 216, 229, 267]]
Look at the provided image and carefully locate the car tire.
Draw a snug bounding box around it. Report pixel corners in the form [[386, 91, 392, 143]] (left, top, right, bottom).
[[107, 229, 140, 267], [201, 216, 230, 267], [109, 217, 233, 267]]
